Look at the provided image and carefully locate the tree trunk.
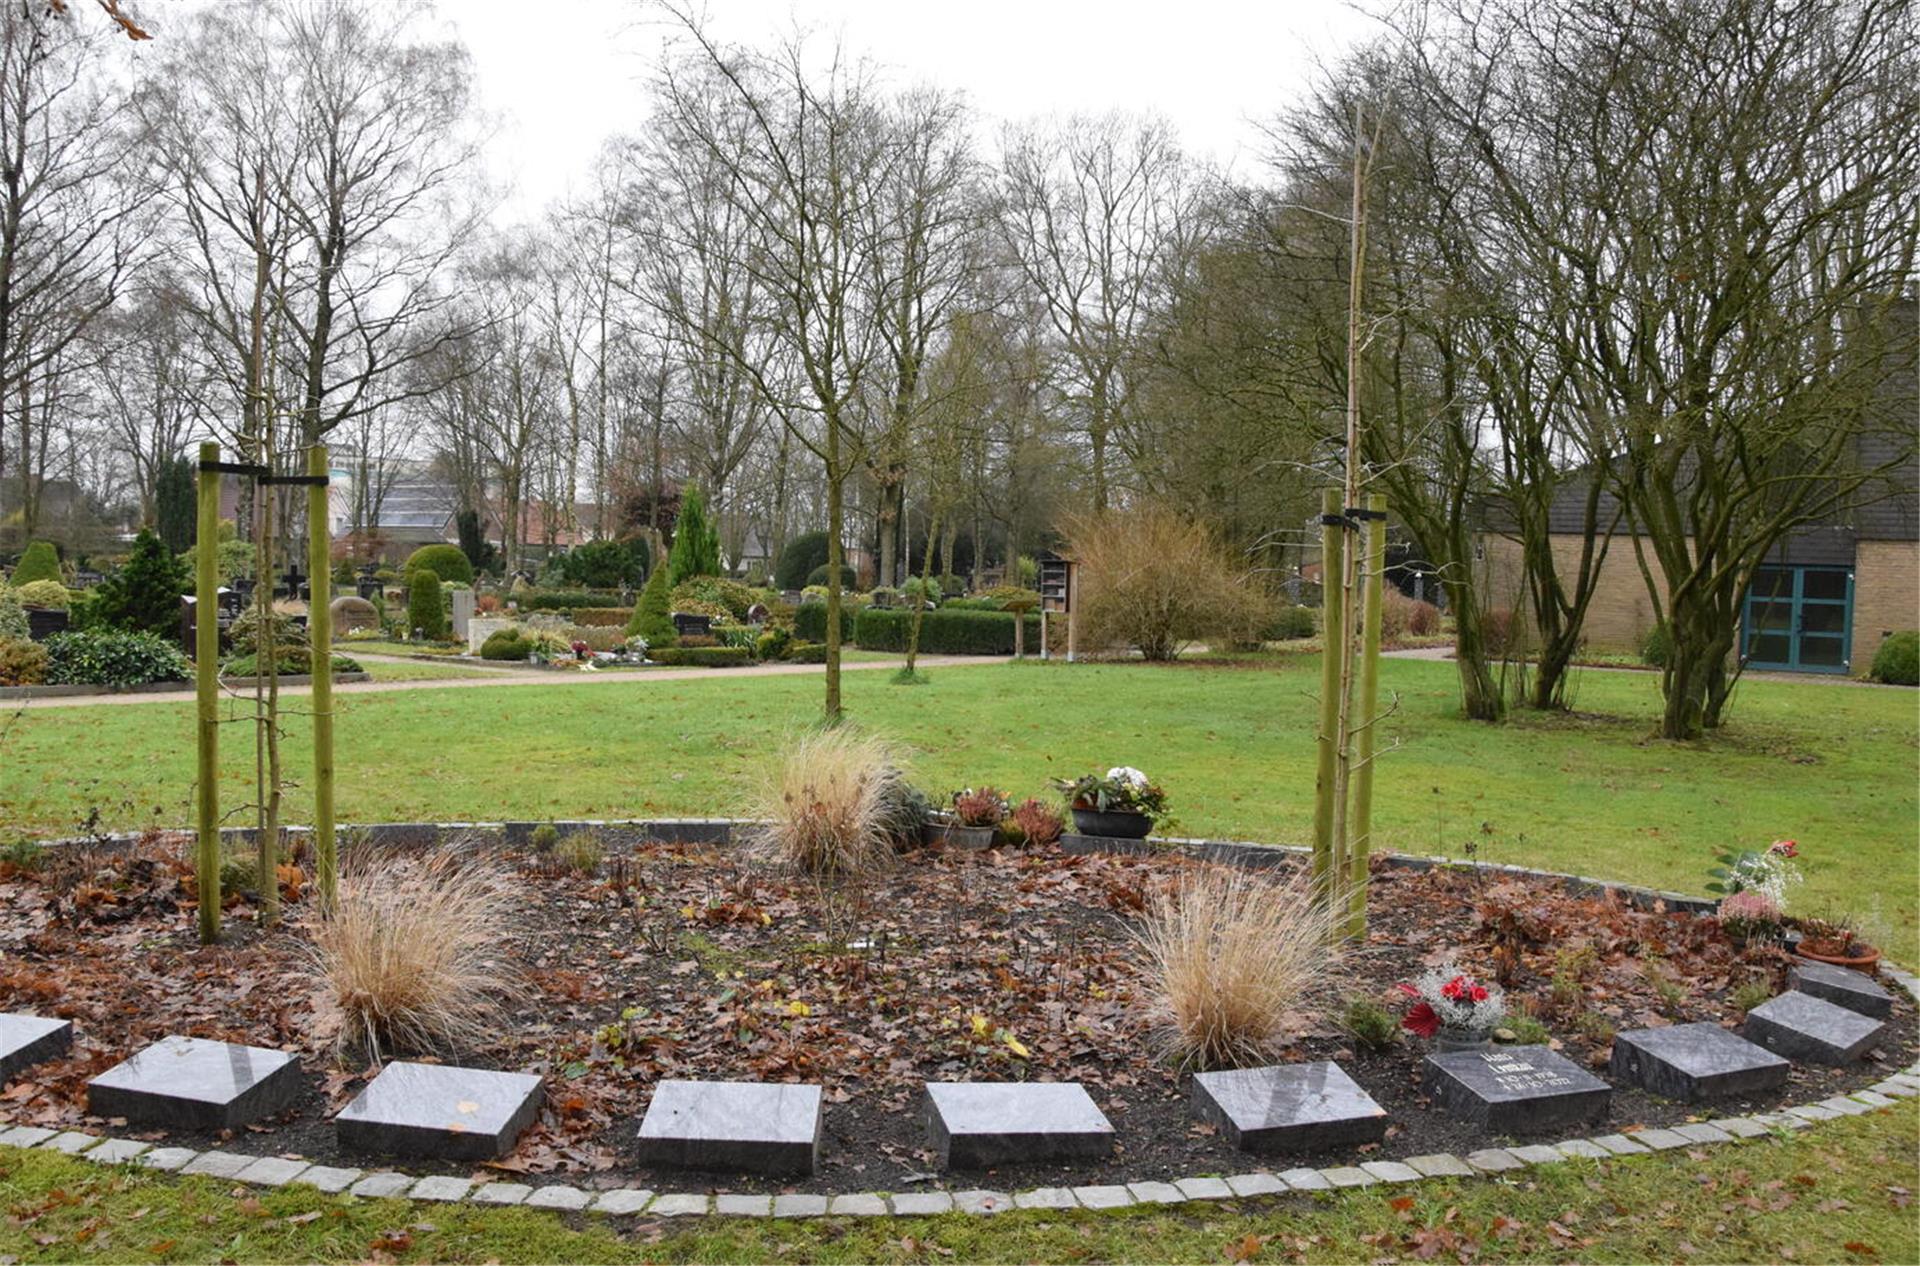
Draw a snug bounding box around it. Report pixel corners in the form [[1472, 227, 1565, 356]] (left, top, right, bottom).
[[823, 409, 844, 723], [1446, 578, 1505, 722]]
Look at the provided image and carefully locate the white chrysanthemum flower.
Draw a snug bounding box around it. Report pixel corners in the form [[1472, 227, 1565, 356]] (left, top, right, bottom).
[[1107, 766, 1149, 788]]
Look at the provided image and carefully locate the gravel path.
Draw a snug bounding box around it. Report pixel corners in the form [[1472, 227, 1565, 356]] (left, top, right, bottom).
[[7, 654, 1007, 710]]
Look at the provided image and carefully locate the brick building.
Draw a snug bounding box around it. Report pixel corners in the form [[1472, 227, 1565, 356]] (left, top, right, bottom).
[[1480, 304, 1917, 676]]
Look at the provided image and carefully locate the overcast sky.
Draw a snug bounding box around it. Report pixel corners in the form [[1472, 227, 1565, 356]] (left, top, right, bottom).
[[446, 0, 1386, 225]]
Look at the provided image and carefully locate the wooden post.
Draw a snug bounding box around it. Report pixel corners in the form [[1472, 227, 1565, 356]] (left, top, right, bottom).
[[1039, 609, 1049, 660], [1065, 562, 1078, 663], [195, 442, 221, 945], [1347, 493, 1386, 938], [1309, 488, 1346, 911], [307, 445, 337, 911]]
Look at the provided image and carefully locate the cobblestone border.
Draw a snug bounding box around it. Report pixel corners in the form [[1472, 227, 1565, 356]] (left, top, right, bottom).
[[3, 821, 1911, 1219]]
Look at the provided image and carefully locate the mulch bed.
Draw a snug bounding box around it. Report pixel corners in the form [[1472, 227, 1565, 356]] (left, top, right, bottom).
[[0, 835, 1911, 1196]]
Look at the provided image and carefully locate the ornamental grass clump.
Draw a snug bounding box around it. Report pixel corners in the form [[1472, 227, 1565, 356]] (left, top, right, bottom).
[[1135, 866, 1342, 1070], [750, 729, 913, 876], [304, 850, 521, 1064]]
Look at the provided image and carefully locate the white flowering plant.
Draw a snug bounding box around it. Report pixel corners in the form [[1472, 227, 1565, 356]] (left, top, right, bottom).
[[1396, 962, 1507, 1038], [1707, 840, 1801, 909], [1053, 766, 1169, 817]]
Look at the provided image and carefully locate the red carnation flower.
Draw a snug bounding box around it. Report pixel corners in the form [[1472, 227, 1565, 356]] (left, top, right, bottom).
[[1401, 1001, 1440, 1038], [1769, 839, 1798, 858], [1471, 986, 1489, 1002]]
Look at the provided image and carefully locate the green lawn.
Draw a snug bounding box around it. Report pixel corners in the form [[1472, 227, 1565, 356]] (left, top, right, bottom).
[[0, 1100, 1912, 1263], [354, 659, 501, 682], [2, 655, 1910, 955]]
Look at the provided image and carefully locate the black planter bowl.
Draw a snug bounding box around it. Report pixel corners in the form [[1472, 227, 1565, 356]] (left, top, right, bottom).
[[1070, 808, 1153, 839]]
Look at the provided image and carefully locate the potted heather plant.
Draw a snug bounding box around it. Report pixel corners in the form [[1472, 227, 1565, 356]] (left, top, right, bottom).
[[1793, 914, 1881, 975], [932, 786, 1009, 850], [1055, 766, 1167, 840], [1396, 964, 1506, 1053], [1716, 890, 1785, 950]]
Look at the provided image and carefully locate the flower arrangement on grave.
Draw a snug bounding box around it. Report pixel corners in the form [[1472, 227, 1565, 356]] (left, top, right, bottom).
[[1715, 888, 1784, 944], [625, 634, 649, 662], [1706, 839, 1802, 908], [1793, 912, 1880, 972], [1054, 766, 1169, 840], [1396, 964, 1506, 1043], [951, 786, 1010, 828], [1054, 767, 1169, 818]]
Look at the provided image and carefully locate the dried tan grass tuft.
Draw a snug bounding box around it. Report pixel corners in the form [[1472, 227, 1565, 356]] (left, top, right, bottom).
[[302, 847, 522, 1064], [1135, 865, 1343, 1070], [748, 728, 911, 877]]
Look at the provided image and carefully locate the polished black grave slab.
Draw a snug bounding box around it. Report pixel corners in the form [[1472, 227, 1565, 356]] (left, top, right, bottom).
[[1610, 1023, 1789, 1101], [87, 1035, 301, 1130], [635, 1079, 823, 1175], [1743, 991, 1884, 1065], [0, 1014, 72, 1081], [335, 1062, 543, 1160], [1189, 1061, 1386, 1153], [1425, 1045, 1610, 1134], [923, 1081, 1114, 1168], [1787, 962, 1894, 1019]]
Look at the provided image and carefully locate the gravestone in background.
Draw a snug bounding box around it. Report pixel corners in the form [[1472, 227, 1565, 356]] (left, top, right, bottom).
[[0, 1014, 71, 1081], [1787, 962, 1893, 1019], [336, 1062, 543, 1160]]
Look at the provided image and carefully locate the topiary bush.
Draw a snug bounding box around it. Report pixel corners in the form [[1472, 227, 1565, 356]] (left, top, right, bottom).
[[0, 637, 48, 686], [625, 564, 677, 647], [806, 562, 857, 589], [480, 629, 533, 661], [9, 540, 61, 586], [11, 579, 70, 610], [556, 537, 648, 589], [568, 606, 633, 627], [1266, 604, 1317, 640], [672, 576, 754, 620], [407, 568, 447, 639], [1870, 630, 1918, 685], [43, 629, 190, 686], [774, 530, 830, 591], [404, 543, 474, 585], [86, 529, 190, 636]]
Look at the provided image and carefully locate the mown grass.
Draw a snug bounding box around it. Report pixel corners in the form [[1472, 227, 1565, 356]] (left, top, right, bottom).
[[0, 1100, 1912, 1263], [2, 655, 1912, 956]]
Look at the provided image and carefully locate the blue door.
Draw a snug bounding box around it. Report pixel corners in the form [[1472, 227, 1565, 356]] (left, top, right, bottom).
[[1741, 565, 1853, 674]]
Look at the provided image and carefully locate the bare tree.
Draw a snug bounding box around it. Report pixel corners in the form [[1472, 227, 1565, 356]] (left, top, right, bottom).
[[996, 113, 1204, 512]]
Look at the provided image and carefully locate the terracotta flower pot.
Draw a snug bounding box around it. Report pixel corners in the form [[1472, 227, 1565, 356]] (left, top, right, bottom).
[[1793, 942, 1881, 975]]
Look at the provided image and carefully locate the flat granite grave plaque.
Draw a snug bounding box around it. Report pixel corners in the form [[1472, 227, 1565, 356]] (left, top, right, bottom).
[[336, 1062, 543, 1161], [924, 1081, 1114, 1169], [1425, 1045, 1610, 1134], [1190, 1061, 1387, 1153], [0, 1014, 72, 1081], [1788, 962, 1894, 1019], [635, 1079, 822, 1176], [1610, 1023, 1789, 1101], [1744, 991, 1884, 1065], [88, 1035, 301, 1130]]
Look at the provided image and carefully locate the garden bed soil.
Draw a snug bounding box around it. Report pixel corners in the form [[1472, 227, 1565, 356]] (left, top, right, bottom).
[[0, 836, 1910, 1197]]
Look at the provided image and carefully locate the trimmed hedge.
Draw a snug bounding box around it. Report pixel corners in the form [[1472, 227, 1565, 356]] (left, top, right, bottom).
[[569, 607, 633, 627], [782, 640, 828, 664], [480, 630, 532, 660], [516, 589, 629, 612], [853, 606, 1041, 655], [407, 569, 447, 639], [649, 645, 751, 668], [793, 601, 855, 644], [222, 650, 363, 677], [404, 543, 474, 585]]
